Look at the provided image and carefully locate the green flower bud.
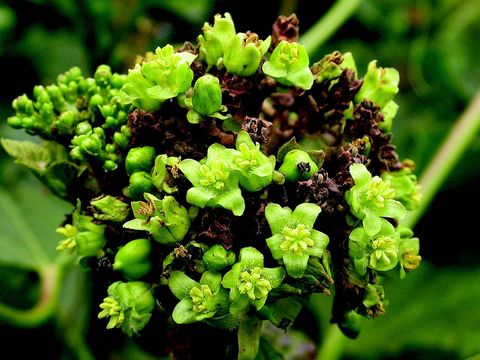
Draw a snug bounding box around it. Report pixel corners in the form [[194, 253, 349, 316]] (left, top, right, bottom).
[[203, 244, 236, 271], [125, 146, 156, 175], [192, 75, 223, 116], [89, 93, 104, 108], [76, 121, 92, 136], [94, 64, 112, 87], [113, 132, 129, 149], [278, 149, 319, 182], [56, 110, 76, 135], [355, 60, 399, 109], [113, 239, 152, 280], [223, 32, 271, 76], [98, 281, 155, 336], [197, 12, 236, 68], [127, 171, 153, 199]]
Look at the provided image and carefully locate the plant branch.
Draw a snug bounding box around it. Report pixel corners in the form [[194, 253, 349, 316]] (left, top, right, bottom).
[[299, 0, 362, 55], [403, 91, 480, 228]]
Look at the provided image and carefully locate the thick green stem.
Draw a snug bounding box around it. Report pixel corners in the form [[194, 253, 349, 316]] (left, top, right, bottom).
[[0, 262, 67, 327], [299, 0, 362, 55], [315, 324, 346, 360], [403, 91, 480, 228]]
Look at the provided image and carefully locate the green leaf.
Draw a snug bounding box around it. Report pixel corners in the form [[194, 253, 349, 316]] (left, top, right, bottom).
[[276, 137, 300, 162], [0, 176, 71, 269], [343, 262, 480, 359]]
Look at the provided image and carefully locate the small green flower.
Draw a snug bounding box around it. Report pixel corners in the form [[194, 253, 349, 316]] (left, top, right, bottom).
[[197, 12, 236, 68], [222, 247, 285, 315], [265, 203, 329, 278], [56, 206, 106, 259], [348, 218, 399, 276], [262, 40, 314, 90], [345, 163, 406, 236], [223, 32, 271, 76], [98, 281, 155, 336], [397, 226, 421, 278], [178, 143, 245, 216], [168, 271, 229, 324], [123, 193, 191, 245], [231, 131, 275, 192], [278, 149, 319, 182], [90, 195, 129, 222], [113, 239, 152, 280], [354, 60, 399, 109], [381, 167, 421, 211], [120, 45, 196, 112]]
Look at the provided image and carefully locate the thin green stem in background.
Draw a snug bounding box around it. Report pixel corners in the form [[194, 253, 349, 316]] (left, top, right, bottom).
[[299, 0, 362, 55], [315, 324, 346, 360], [403, 91, 480, 228], [0, 262, 66, 327]]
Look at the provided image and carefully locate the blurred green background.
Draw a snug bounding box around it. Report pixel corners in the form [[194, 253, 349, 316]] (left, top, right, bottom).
[[0, 0, 479, 359]]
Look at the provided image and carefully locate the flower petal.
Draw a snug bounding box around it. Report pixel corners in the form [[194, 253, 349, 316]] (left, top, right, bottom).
[[308, 230, 329, 257], [239, 247, 264, 268], [363, 211, 382, 237], [283, 252, 309, 278], [349, 163, 371, 188], [261, 267, 285, 288], [168, 271, 199, 299], [200, 271, 222, 291], [172, 298, 199, 324], [186, 187, 216, 208], [178, 159, 202, 186], [376, 199, 407, 221], [222, 264, 241, 289], [265, 203, 293, 234], [215, 187, 245, 216], [292, 203, 321, 229], [266, 233, 285, 260], [236, 130, 254, 148]]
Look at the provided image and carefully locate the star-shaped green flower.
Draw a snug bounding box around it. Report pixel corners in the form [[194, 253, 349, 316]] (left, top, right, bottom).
[[231, 131, 275, 192], [265, 203, 329, 278], [349, 218, 400, 276], [345, 163, 406, 236], [168, 271, 229, 324], [178, 143, 245, 216], [222, 247, 285, 315]]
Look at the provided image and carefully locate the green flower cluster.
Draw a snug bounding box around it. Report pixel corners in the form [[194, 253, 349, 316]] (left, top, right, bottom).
[[3, 12, 422, 360]]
